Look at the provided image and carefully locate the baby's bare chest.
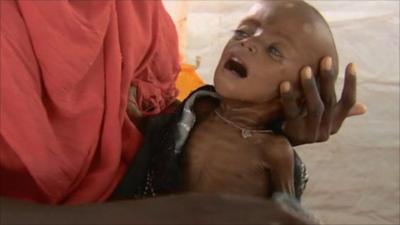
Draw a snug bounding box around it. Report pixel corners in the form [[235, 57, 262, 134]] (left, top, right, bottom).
[[182, 117, 271, 196]]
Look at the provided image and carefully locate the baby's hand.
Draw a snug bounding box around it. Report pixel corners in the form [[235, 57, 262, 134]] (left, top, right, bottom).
[[127, 86, 143, 127], [279, 56, 367, 146]]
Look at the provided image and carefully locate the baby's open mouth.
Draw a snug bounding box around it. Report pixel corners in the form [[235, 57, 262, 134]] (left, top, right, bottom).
[[224, 57, 248, 78]]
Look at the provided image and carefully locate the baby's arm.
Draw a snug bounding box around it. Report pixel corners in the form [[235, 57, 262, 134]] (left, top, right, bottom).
[[263, 135, 295, 197]]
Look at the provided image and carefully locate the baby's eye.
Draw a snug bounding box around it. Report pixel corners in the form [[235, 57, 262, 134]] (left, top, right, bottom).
[[267, 45, 283, 59], [232, 29, 250, 40]]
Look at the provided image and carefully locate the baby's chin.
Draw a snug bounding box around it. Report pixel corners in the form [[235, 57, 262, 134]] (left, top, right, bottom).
[[213, 82, 231, 100], [213, 71, 236, 98], [214, 79, 243, 102], [214, 68, 280, 104], [214, 83, 267, 104]]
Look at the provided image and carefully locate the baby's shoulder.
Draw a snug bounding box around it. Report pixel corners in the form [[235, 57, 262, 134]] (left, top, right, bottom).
[[259, 134, 293, 160], [260, 133, 291, 148]]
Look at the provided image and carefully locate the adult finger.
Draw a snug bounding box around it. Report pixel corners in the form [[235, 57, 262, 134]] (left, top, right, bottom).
[[348, 103, 367, 117], [280, 81, 301, 120], [317, 57, 337, 141], [301, 67, 324, 142], [332, 63, 357, 134]]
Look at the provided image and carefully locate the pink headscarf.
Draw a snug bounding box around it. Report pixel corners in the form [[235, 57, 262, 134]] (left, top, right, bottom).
[[0, 0, 179, 204]]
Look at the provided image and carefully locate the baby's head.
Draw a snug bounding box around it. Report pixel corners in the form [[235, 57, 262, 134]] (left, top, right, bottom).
[[214, 0, 338, 104]]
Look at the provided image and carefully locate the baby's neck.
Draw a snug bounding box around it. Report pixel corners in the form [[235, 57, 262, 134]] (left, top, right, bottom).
[[216, 98, 281, 130]]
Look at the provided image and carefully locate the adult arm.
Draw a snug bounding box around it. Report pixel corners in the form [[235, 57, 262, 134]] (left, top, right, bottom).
[[279, 57, 367, 146], [0, 194, 314, 225]]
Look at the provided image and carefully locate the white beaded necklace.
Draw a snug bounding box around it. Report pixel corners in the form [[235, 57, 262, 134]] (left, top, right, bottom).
[[214, 110, 273, 138]]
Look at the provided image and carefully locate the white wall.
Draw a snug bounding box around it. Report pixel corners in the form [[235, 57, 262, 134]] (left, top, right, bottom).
[[164, 1, 399, 85]]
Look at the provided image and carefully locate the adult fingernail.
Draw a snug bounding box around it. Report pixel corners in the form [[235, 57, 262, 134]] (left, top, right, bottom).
[[303, 67, 312, 79], [281, 82, 291, 93], [324, 57, 332, 70], [349, 63, 357, 75], [361, 104, 367, 112]]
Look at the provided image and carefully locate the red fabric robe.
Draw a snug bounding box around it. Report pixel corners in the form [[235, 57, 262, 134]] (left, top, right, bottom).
[[0, 0, 179, 204]]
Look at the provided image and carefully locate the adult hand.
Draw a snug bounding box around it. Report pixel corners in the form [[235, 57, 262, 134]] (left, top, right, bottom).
[[279, 56, 367, 146]]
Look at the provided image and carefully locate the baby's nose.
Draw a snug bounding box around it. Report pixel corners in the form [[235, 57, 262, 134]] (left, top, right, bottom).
[[240, 41, 257, 54]]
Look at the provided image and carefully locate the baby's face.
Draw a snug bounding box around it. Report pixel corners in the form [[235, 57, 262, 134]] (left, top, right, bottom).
[[214, 0, 332, 103]]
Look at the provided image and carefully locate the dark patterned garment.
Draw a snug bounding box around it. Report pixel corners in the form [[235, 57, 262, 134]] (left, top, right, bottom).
[[112, 85, 308, 201]]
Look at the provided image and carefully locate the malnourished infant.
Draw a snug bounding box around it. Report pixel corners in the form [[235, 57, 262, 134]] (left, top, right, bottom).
[[114, 0, 341, 201]]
